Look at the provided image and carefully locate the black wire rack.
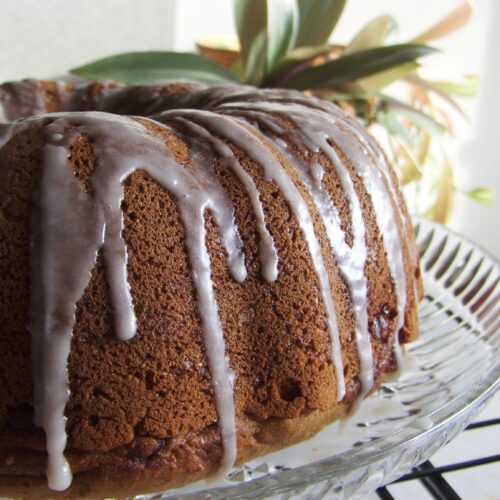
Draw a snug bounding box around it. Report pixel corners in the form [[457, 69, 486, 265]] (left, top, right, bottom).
[[376, 416, 500, 500]]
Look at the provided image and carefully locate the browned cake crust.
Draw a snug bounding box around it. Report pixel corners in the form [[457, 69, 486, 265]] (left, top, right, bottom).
[[0, 81, 422, 499]]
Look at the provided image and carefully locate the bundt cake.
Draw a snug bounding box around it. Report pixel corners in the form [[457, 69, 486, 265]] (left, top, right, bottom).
[[0, 79, 422, 498]]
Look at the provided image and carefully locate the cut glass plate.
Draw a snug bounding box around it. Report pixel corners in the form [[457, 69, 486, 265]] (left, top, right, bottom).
[[138, 217, 500, 500]]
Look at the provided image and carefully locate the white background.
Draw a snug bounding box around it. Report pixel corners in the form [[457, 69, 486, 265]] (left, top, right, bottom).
[[1, 2, 499, 498]]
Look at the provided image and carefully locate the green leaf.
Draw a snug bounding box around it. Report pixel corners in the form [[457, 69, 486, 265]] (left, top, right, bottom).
[[71, 51, 240, 84], [425, 74, 479, 97], [244, 30, 267, 85], [235, 0, 267, 75], [263, 45, 332, 86], [425, 154, 454, 223], [325, 91, 369, 101], [464, 187, 495, 206], [417, 133, 432, 167], [394, 136, 423, 184], [282, 44, 437, 90], [295, 0, 346, 48], [379, 95, 447, 136], [230, 58, 244, 80], [382, 109, 413, 144], [235, 0, 298, 83], [404, 74, 469, 120], [344, 61, 419, 95], [345, 15, 398, 54], [266, 0, 298, 72]]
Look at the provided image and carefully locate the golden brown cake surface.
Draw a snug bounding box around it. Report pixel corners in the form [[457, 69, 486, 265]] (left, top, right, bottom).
[[0, 80, 422, 499]]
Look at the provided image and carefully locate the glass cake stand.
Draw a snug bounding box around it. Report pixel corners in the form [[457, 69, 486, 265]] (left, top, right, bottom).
[[138, 217, 500, 500]]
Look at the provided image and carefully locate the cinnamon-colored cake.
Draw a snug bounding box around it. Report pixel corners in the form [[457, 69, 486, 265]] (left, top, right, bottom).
[[0, 80, 422, 499]]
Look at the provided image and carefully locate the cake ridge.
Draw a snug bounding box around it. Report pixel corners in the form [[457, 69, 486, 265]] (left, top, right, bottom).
[[172, 117, 279, 283], [25, 111, 244, 489], [0, 80, 422, 498], [214, 101, 375, 398], [213, 96, 415, 371], [156, 107, 348, 398]]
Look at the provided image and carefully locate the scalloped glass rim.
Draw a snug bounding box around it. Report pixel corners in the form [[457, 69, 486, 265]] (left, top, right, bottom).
[[140, 217, 499, 500]]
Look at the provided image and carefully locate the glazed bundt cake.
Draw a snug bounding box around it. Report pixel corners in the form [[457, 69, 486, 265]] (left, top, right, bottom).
[[0, 79, 422, 498]]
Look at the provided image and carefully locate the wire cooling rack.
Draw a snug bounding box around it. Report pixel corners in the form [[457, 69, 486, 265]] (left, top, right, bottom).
[[376, 406, 499, 499]]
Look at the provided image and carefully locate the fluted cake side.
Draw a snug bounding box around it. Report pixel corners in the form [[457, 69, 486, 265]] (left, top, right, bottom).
[[0, 80, 422, 499]]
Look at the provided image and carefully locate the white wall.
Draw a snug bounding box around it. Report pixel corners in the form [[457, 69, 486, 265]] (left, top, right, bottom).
[[0, 0, 176, 81], [455, 0, 500, 258], [1, 0, 498, 256]]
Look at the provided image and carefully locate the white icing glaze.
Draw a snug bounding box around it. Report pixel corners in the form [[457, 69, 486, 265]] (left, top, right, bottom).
[[223, 98, 409, 392], [30, 135, 104, 490], [0, 82, 415, 492], [28, 112, 240, 489], [156, 109, 346, 401], [172, 116, 278, 282], [173, 126, 247, 283], [334, 115, 409, 368], [178, 199, 238, 476], [310, 162, 325, 183], [346, 121, 419, 373], [218, 103, 374, 398]]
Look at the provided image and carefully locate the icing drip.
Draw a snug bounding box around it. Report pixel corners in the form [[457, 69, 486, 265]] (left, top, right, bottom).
[[26, 112, 240, 489], [220, 97, 409, 391], [178, 201, 238, 475], [172, 117, 278, 282], [220, 104, 374, 397], [310, 162, 325, 183], [312, 111, 408, 386], [171, 127, 247, 283], [280, 139, 373, 397], [314, 104, 408, 374], [30, 134, 105, 490], [329, 113, 409, 367], [91, 159, 137, 341], [156, 109, 346, 401]]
